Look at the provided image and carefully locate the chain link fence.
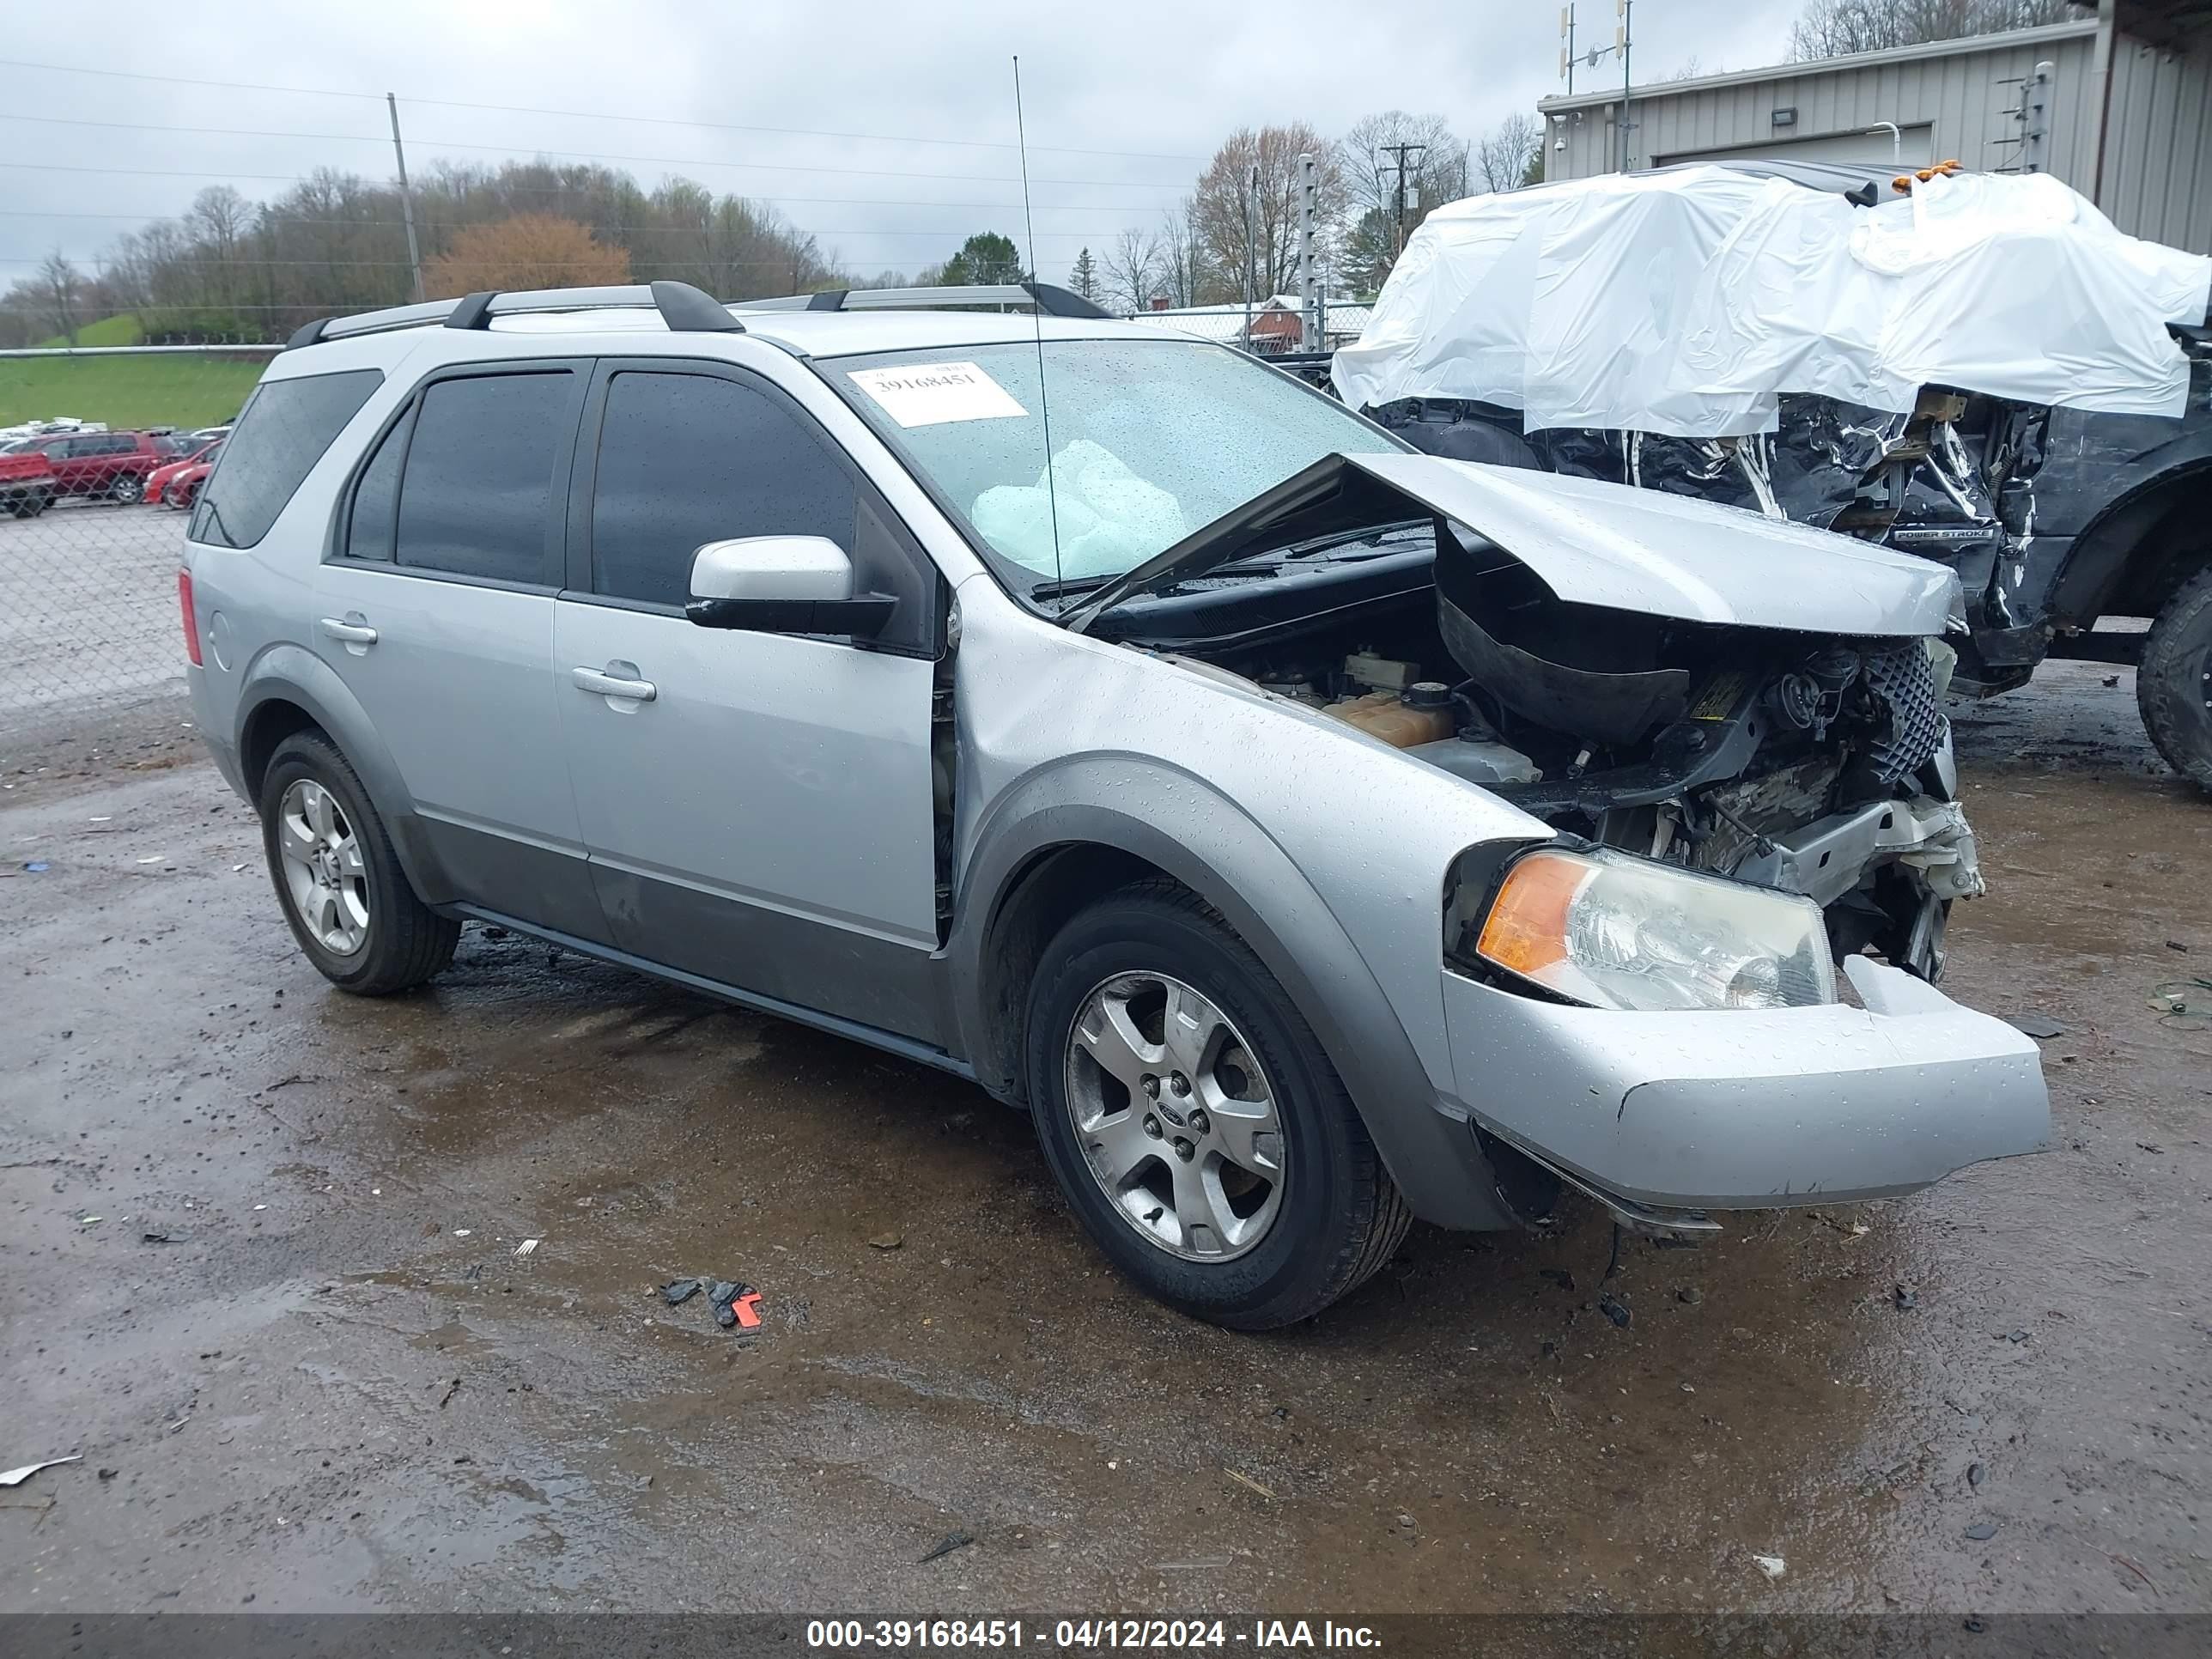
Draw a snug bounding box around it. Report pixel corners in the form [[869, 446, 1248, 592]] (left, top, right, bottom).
[[1, 348, 272, 754]]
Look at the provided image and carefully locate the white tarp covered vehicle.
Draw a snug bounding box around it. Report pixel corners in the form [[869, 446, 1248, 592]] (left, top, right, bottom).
[[1332, 163, 2212, 794], [1333, 165, 2210, 433]]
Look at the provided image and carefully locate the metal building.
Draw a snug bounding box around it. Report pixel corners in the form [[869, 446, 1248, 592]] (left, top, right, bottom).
[[1536, 1, 2212, 252]]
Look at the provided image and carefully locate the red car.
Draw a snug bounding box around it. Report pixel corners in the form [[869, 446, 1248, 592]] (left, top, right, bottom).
[[147, 441, 221, 508], [0, 449, 58, 519], [0, 429, 185, 505]]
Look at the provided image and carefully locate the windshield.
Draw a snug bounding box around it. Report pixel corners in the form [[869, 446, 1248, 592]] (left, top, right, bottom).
[[829, 338, 1404, 598]]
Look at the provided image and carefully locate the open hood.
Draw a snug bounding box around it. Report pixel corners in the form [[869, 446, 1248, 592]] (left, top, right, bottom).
[[1061, 452, 1960, 638]]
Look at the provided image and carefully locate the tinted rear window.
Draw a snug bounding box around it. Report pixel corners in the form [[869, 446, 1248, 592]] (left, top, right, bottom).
[[192, 368, 381, 549], [394, 373, 573, 585]]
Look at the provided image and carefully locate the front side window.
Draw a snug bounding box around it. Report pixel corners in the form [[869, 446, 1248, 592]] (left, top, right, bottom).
[[192, 368, 381, 549], [394, 373, 572, 584], [588, 370, 857, 608], [828, 338, 1404, 598]]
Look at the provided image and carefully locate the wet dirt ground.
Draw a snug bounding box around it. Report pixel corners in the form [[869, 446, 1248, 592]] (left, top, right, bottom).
[[2, 662, 2206, 1616]]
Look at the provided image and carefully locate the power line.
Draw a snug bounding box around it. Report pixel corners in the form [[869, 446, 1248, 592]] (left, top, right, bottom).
[[0, 228, 1123, 266], [0, 56, 1200, 163], [0, 114, 1185, 191], [0, 199, 1135, 222]]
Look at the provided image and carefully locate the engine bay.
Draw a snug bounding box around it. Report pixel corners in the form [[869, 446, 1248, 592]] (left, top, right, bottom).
[[1132, 519, 1980, 976]]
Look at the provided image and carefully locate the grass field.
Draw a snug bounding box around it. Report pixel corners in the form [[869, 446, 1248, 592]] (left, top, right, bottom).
[[0, 353, 268, 430], [38, 313, 147, 349]]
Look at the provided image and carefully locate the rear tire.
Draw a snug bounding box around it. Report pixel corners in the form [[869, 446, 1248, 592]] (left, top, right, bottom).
[[258, 731, 459, 994], [1024, 879, 1412, 1330], [2138, 564, 2212, 795], [6, 491, 48, 520]]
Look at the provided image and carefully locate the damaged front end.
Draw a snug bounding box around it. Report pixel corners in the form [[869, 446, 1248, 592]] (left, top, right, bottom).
[[1075, 451, 1985, 980], [1433, 538, 1978, 978]]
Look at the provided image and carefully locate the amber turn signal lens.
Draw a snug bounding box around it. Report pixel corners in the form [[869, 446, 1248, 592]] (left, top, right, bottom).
[[1476, 849, 1589, 979]]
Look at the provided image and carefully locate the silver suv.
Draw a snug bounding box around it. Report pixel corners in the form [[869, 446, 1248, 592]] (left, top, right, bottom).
[[182, 280, 2049, 1328]]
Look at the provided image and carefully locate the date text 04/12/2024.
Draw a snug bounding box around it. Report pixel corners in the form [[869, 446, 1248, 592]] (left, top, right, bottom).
[[805, 1620, 1383, 1650]]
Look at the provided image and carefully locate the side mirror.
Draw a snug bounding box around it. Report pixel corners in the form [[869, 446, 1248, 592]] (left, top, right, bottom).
[[684, 536, 893, 637]]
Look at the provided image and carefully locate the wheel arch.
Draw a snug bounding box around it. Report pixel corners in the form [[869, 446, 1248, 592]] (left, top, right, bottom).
[[950, 762, 1519, 1231], [2051, 456, 2212, 624], [234, 646, 449, 905]]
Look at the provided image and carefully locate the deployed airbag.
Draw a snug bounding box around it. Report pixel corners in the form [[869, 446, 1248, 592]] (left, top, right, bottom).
[[971, 439, 1188, 577]]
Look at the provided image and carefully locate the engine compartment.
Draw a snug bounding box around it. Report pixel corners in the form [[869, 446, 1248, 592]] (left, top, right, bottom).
[[1144, 520, 1972, 974]]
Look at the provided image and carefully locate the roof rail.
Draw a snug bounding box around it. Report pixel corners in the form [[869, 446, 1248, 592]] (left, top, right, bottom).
[[731, 282, 1112, 320], [285, 281, 742, 349]]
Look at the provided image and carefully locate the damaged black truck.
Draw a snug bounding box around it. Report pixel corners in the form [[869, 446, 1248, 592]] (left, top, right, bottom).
[[1328, 161, 2212, 793]]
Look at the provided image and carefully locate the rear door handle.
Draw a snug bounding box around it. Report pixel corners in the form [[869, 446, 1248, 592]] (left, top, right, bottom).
[[571, 664, 657, 702]]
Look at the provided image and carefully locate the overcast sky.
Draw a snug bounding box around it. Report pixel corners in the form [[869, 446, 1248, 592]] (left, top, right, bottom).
[[0, 1, 1800, 292]]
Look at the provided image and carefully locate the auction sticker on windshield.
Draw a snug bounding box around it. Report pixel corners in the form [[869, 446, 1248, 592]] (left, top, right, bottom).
[[847, 362, 1028, 427]]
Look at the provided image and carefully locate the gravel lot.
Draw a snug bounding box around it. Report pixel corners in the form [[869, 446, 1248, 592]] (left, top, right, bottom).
[[0, 497, 191, 722], [0, 635, 2206, 1618]]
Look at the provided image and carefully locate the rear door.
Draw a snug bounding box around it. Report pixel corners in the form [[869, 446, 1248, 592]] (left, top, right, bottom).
[[318, 360, 607, 940], [552, 357, 946, 1042]]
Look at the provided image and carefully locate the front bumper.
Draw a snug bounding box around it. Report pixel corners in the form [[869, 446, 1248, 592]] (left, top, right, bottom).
[[1441, 956, 2048, 1212]]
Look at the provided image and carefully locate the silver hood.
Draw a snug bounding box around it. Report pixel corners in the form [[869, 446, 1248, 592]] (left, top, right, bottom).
[[1063, 452, 1961, 638]]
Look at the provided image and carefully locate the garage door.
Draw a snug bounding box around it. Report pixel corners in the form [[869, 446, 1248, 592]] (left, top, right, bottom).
[[1657, 125, 1934, 171]]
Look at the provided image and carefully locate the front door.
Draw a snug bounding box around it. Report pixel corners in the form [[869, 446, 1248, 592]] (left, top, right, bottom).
[[552, 360, 945, 1043], [317, 362, 607, 941]]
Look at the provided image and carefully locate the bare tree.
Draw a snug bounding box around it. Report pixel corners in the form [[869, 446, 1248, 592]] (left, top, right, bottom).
[[37, 251, 82, 343], [1070, 246, 1100, 303], [1154, 196, 1217, 307], [183, 185, 255, 310], [1338, 112, 1467, 252], [1100, 228, 1161, 314], [1788, 0, 2076, 59], [1191, 123, 1346, 301], [1474, 112, 1543, 195]]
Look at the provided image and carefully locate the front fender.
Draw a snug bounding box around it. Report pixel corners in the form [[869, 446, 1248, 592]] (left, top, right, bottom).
[[951, 755, 1524, 1231], [236, 644, 450, 905]]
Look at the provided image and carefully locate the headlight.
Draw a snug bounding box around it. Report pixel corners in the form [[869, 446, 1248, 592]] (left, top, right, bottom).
[[1466, 846, 1836, 1012]]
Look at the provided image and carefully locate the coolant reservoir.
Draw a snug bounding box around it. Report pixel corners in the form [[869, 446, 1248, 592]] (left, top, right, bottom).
[[1327, 683, 1457, 749]]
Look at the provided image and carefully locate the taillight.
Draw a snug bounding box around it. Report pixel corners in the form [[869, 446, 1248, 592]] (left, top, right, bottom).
[[179, 568, 203, 666]]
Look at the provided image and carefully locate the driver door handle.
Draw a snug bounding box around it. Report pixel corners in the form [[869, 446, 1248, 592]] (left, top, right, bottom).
[[571, 664, 657, 702]]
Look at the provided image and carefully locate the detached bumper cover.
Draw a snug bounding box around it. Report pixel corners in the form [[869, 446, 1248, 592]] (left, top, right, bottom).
[[1441, 956, 2049, 1211]]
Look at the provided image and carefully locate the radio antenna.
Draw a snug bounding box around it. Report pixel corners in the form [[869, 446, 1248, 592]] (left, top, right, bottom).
[[1012, 55, 1064, 595]]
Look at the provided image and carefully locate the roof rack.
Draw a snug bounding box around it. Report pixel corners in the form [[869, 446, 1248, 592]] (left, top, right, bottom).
[[286, 280, 742, 350], [731, 282, 1112, 320]]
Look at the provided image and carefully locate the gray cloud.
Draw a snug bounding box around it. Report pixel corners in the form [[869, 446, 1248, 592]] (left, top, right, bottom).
[[1, 0, 1795, 289]]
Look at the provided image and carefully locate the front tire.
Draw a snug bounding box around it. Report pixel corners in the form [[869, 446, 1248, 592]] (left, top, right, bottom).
[[258, 731, 459, 994], [107, 473, 144, 505], [2138, 564, 2212, 794], [1024, 880, 1411, 1330]]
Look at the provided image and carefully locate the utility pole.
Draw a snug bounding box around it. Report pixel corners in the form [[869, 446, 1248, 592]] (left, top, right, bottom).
[[1615, 0, 1634, 172], [1297, 151, 1318, 352], [1242, 162, 1256, 351], [386, 93, 424, 304], [1378, 142, 1427, 258]]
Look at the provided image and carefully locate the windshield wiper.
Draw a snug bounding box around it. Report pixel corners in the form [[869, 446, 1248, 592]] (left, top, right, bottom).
[[1030, 574, 1120, 601], [1194, 520, 1433, 581]]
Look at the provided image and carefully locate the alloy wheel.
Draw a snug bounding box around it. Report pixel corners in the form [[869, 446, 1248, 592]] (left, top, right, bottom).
[[1063, 971, 1285, 1261], [276, 779, 370, 956]]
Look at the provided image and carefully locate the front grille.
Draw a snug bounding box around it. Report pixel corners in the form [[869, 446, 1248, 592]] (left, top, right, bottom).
[[1861, 642, 1943, 787]]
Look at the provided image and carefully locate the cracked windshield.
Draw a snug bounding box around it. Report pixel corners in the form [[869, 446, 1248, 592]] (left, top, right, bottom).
[[836, 338, 1401, 591]]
